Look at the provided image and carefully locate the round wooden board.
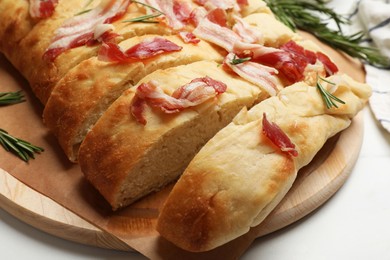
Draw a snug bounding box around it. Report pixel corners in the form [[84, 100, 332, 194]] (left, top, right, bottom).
[[0, 111, 364, 251]]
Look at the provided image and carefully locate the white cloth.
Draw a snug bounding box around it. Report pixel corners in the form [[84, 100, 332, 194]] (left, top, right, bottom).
[[348, 0, 390, 132]]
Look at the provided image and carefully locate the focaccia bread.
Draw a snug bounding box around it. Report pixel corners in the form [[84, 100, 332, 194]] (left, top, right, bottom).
[[0, 0, 372, 253], [156, 74, 371, 252]]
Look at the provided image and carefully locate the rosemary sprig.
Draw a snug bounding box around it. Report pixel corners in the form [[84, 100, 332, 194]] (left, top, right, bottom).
[[0, 91, 25, 106], [316, 75, 345, 109], [123, 0, 164, 23], [230, 55, 252, 65], [0, 129, 44, 162], [264, 0, 390, 67]]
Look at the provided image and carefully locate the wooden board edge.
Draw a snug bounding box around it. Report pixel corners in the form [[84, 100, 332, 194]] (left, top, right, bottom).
[[0, 167, 132, 251]]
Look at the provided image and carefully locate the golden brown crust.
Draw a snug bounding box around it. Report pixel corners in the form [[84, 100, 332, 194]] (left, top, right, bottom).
[[0, 1, 35, 56]]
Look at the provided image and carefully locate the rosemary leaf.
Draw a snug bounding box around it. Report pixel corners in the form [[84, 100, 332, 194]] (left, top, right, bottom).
[[123, 0, 165, 23], [131, 0, 164, 14], [230, 55, 251, 65], [264, 0, 390, 67], [0, 128, 44, 162], [122, 13, 162, 23], [74, 0, 95, 16], [0, 91, 25, 106], [316, 76, 345, 109], [75, 8, 93, 16]]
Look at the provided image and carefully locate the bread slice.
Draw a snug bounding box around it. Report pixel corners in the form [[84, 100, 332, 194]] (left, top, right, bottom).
[[156, 74, 371, 252], [43, 35, 224, 162], [77, 60, 271, 210]]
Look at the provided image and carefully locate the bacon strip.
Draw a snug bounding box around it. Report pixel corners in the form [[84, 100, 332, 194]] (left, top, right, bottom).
[[131, 77, 227, 124], [98, 37, 182, 62], [232, 15, 263, 44], [194, 0, 240, 11], [43, 0, 130, 62], [233, 40, 336, 84], [193, 16, 241, 52], [262, 113, 298, 157], [224, 53, 279, 96], [316, 52, 339, 76], [178, 32, 200, 44], [138, 0, 191, 30], [29, 0, 58, 19]]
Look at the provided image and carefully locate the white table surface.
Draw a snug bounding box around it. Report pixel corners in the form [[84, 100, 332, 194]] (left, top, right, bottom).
[[1, 1, 390, 259]]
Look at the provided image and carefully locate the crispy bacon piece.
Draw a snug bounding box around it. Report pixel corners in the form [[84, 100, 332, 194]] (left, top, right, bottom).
[[178, 32, 200, 44], [29, 0, 58, 19], [193, 16, 241, 52], [43, 0, 130, 62], [194, 0, 240, 11], [232, 15, 263, 44], [138, 0, 191, 30], [262, 113, 298, 157], [250, 41, 317, 83], [188, 7, 208, 26], [224, 53, 279, 96], [173, 0, 193, 23], [233, 40, 336, 84], [131, 77, 227, 124], [206, 8, 227, 27], [237, 0, 248, 5], [98, 37, 182, 62], [316, 52, 339, 76]]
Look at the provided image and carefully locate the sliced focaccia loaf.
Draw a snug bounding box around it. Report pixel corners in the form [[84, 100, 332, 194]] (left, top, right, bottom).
[[77, 60, 271, 210], [156, 74, 371, 252], [43, 35, 224, 162]]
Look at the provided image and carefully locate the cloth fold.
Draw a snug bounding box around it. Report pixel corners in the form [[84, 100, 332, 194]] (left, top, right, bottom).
[[348, 0, 390, 132]]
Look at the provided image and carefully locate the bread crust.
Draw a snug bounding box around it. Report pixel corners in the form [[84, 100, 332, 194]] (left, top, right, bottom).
[[0, 1, 34, 56]]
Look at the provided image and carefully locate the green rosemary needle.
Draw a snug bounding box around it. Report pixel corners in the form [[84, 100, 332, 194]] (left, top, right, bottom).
[[74, 0, 95, 16], [123, 0, 164, 23], [0, 91, 25, 106], [0, 129, 44, 162], [122, 13, 162, 23], [75, 8, 93, 16], [316, 75, 345, 109], [230, 55, 252, 65], [264, 0, 390, 67]]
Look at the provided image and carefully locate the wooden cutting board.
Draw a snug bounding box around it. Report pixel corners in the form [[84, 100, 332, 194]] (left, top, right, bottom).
[[0, 31, 366, 258]]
